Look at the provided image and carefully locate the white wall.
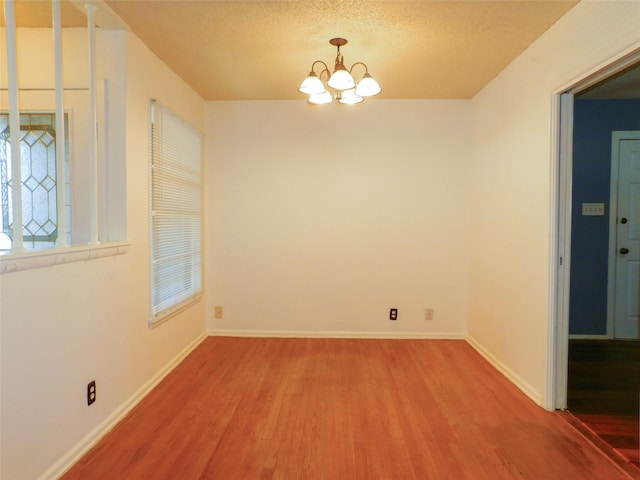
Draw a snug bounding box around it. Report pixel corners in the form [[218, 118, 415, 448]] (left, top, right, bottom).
[[468, 0, 640, 406], [0, 30, 205, 479], [206, 100, 470, 337]]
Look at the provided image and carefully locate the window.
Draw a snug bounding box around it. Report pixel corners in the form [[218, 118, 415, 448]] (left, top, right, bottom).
[[0, 113, 70, 250], [0, 17, 129, 275], [149, 101, 203, 325]]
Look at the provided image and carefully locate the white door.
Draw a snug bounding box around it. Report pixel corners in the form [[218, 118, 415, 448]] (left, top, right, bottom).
[[611, 131, 640, 339]]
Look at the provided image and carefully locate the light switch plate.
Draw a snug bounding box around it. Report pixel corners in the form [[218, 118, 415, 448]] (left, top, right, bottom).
[[582, 203, 605, 216]]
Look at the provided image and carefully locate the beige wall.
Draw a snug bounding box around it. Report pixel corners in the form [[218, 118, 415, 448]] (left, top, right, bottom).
[[2, 0, 640, 477], [468, 0, 640, 406], [205, 100, 470, 337], [0, 30, 205, 479]]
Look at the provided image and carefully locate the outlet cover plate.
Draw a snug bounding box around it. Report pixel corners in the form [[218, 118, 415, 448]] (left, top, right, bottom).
[[87, 380, 96, 406], [582, 203, 605, 216]]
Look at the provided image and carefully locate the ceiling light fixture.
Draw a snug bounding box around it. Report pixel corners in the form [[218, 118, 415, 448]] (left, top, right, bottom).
[[299, 38, 381, 105]]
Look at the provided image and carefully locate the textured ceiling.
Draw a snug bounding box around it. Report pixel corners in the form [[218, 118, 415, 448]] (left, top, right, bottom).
[[15, 0, 635, 101], [100, 0, 579, 101]]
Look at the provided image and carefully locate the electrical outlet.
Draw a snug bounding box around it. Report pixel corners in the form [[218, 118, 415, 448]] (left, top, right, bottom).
[[390, 308, 398, 321], [87, 380, 96, 406], [426, 308, 434, 321], [214, 306, 224, 319]]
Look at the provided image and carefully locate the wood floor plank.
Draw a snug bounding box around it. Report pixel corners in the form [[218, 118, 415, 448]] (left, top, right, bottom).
[[62, 338, 635, 479]]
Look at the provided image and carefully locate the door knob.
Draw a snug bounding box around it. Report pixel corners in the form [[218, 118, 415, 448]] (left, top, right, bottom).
[[620, 247, 629, 255], [620, 217, 628, 224]]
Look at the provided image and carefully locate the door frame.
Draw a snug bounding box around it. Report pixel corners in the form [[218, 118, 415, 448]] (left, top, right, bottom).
[[607, 130, 640, 338], [549, 46, 640, 411]]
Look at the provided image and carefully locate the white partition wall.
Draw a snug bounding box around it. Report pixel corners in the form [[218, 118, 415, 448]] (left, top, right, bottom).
[[0, 27, 205, 480]]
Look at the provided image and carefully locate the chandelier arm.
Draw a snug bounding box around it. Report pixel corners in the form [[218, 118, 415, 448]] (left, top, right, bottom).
[[318, 67, 331, 83], [349, 62, 369, 76], [311, 60, 330, 75]]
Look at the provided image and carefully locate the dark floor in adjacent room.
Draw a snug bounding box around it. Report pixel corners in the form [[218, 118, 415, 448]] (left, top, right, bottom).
[[568, 339, 640, 472]]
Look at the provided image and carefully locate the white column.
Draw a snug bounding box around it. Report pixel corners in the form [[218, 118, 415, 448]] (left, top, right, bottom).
[[86, 3, 99, 244], [53, 0, 68, 247], [4, 0, 24, 251]]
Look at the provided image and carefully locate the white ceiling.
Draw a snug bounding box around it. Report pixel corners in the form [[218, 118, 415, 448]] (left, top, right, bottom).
[[6, 0, 639, 101]]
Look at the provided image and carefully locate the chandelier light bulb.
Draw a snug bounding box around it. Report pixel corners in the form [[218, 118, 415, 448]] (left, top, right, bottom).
[[299, 72, 326, 95], [308, 90, 333, 105], [355, 73, 382, 97], [328, 66, 355, 91], [338, 89, 363, 105]]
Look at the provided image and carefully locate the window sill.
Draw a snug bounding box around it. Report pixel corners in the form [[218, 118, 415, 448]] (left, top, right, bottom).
[[149, 293, 203, 329], [0, 241, 130, 275]]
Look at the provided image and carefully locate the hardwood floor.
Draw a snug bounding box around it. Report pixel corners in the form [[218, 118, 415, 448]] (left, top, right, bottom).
[[63, 338, 634, 479], [567, 339, 640, 472]]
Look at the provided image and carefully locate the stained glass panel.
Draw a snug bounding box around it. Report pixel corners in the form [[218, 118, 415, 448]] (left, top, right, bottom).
[[0, 113, 70, 249]]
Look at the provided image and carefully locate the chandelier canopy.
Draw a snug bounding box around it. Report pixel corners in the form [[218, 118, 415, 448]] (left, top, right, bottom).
[[298, 38, 382, 105]]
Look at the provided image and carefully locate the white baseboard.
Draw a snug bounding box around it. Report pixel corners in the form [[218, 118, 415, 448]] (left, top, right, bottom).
[[568, 334, 610, 340], [465, 335, 542, 406], [38, 331, 208, 480], [208, 329, 465, 339]]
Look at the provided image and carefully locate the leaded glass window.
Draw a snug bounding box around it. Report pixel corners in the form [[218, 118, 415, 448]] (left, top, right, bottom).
[[0, 113, 70, 250]]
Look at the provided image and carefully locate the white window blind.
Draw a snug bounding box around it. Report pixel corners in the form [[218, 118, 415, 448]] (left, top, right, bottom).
[[150, 101, 202, 325]]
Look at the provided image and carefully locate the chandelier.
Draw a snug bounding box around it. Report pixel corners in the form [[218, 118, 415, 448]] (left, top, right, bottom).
[[298, 38, 382, 105]]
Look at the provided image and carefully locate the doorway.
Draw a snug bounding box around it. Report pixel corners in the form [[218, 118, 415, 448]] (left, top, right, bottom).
[[554, 56, 640, 470]]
